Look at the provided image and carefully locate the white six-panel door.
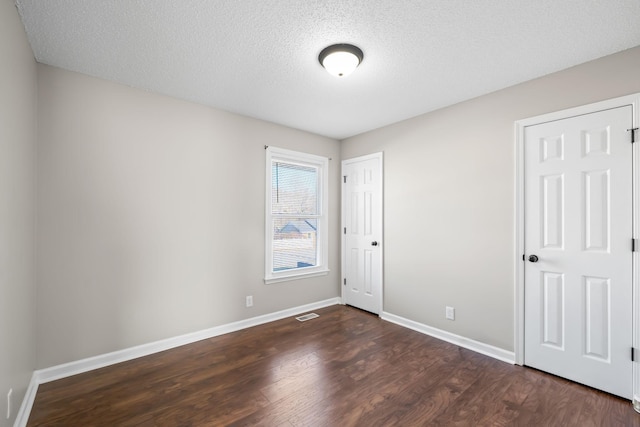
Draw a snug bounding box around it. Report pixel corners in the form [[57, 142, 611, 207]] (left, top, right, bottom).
[[523, 106, 633, 399], [342, 153, 383, 314]]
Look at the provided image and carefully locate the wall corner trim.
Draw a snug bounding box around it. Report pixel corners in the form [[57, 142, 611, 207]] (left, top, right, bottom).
[[380, 311, 515, 364], [15, 297, 341, 426]]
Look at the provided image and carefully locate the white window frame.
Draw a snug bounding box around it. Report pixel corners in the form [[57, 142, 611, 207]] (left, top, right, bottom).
[[265, 146, 329, 284]]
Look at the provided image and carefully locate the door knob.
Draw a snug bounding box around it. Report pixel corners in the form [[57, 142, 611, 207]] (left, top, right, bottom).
[[528, 255, 539, 263], [371, 241, 378, 246]]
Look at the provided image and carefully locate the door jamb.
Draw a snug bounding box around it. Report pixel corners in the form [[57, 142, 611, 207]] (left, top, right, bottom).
[[514, 93, 640, 407], [341, 152, 384, 313]]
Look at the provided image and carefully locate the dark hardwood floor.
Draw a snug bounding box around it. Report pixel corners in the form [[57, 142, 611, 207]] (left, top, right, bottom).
[[28, 305, 639, 426]]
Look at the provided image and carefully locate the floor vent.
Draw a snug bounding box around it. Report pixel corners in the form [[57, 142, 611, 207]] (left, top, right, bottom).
[[295, 313, 319, 322]]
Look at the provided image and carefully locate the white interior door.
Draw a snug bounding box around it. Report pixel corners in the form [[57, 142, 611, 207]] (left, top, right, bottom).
[[524, 106, 633, 399], [342, 153, 383, 314]]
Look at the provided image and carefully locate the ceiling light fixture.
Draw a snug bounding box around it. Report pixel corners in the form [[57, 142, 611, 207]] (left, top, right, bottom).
[[318, 44, 363, 77]]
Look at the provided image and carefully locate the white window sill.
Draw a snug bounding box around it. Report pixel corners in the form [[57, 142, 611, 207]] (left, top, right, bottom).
[[264, 269, 330, 285]]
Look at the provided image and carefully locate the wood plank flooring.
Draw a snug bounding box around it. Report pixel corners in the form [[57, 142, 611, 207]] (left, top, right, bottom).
[[28, 305, 639, 426]]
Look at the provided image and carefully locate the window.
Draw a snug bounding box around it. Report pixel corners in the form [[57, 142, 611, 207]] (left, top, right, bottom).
[[265, 147, 329, 283]]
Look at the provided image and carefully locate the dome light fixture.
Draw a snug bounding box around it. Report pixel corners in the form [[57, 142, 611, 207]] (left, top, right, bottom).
[[318, 43, 363, 77]]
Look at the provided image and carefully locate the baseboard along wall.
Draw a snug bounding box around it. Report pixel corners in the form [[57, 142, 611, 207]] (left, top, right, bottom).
[[380, 311, 515, 364], [14, 300, 515, 427], [13, 297, 341, 427]]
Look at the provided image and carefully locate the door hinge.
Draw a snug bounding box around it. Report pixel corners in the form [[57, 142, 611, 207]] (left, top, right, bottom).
[[343, 176, 347, 183], [522, 254, 525, 261], [344, 227, 346, 234], [343, 278, 346, 285], [633, 238, 638, 252], [632, 347, 636, 362], [628, 128, 639, 143]]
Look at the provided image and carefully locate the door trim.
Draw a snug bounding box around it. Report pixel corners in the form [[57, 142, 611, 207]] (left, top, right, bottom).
[[514, 93, 640, 406], [341, 152, 384, 313]]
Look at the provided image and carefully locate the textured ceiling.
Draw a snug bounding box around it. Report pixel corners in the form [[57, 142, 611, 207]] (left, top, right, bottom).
[[15, 0, 640, 139]]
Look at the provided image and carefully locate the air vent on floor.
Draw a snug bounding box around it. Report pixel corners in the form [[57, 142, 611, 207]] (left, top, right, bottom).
[[295, 312, 319, 322]]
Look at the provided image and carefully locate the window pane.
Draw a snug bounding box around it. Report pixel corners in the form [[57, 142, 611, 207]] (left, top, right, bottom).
[[272, 218, 318, 272], [272, 162, 318, 215]]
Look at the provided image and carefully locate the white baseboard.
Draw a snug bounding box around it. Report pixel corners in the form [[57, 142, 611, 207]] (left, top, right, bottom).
[[380, 311, 515, 364], [14, 297, 340, 426], [16, 300, 516, 426], [13, 373, 38, 427], [36, 297, 341, 384]]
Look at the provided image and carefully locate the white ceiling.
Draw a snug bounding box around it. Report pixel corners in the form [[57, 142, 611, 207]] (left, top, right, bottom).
[[15, 0, 640, 140]]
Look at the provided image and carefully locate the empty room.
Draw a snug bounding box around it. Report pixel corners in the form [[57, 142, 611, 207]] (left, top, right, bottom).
[[2, 0, 640, 425]]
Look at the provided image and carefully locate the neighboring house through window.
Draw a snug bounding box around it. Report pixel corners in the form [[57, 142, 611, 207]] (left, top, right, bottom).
[[265, 146, 329, 283]]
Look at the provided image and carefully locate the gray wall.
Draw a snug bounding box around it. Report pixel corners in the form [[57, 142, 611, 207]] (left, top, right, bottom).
[[0, 0, 37, 425], [341, 46, 640, 352], [36, 65, 341, 368]]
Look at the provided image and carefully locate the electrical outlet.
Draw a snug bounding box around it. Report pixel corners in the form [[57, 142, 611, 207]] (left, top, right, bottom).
[[445, 306, 455, 320], [246, 295, 253, 307], [7, 388, 12, 420]]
